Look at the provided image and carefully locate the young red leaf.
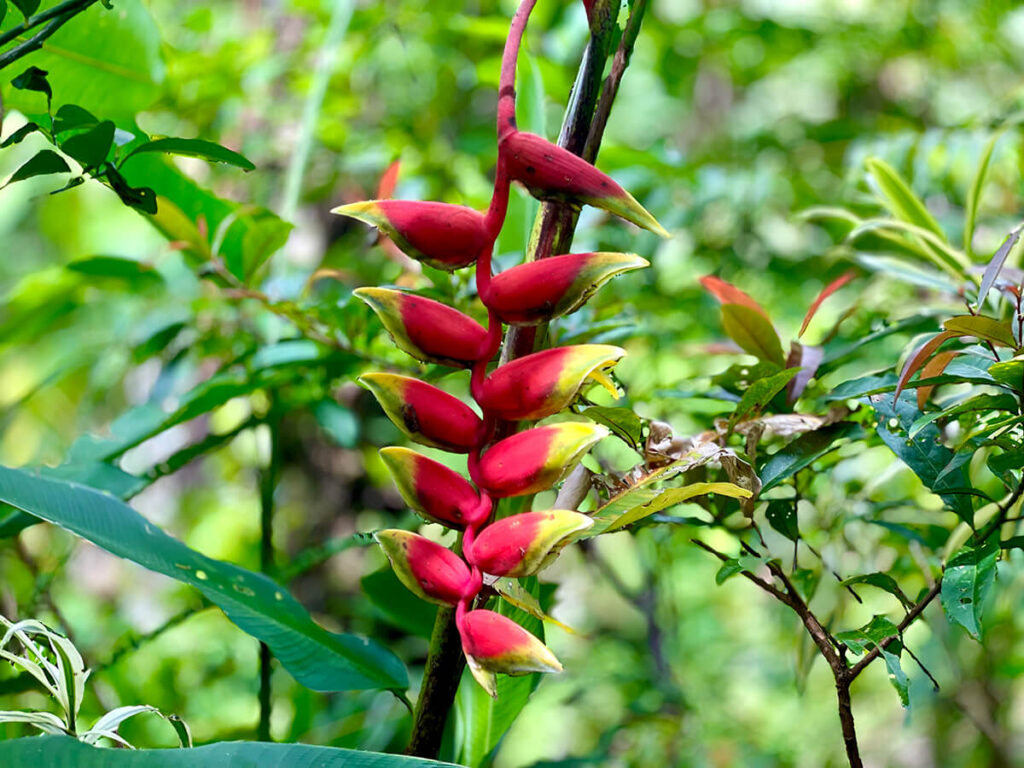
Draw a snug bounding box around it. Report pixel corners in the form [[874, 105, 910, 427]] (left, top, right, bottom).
[[799, 271, 856, 337], [700, 276, 769, 319], [916, 350, 960, 409], [376, 160, 401, 199], [894, 330, 960, 400]]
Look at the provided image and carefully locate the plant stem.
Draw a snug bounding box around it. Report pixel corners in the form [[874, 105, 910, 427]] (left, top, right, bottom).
[[406, 1, 636, 756], [502, 0, 642, 363], [405, 604, 466, 758], [257, 418, 281, 742], [0, 0, 98, 71], [279, 0, 353, 222]]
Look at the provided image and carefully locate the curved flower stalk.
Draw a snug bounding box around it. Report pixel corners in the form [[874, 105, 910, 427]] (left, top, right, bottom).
[[336, 0, 667, 697]]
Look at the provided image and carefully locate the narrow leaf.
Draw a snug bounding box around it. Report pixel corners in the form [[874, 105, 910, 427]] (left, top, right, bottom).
[[1, 122, 40, 148], [916, 350, 958, 410], [799, 271, 855, 337], [865, 157, 943, 238], [122, 138, 255, 171], [700, 276, 769, 318], [964, 131, 1004, 257], [840, 573, 914, 610], [894, 331, 960, 400]]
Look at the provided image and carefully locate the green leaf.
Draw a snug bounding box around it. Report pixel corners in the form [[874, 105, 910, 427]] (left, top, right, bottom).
[[591, 482, 750, 535], [583, 406, 642, 447], [988, 356, 1024, 390], [759, 422, 862, 491], [65, 256, 162, 287], [103, 165, 156, 213], [1, 122, 40, 148], [0, 735, 456, 766], [863, 388, 975, 524], [880, 647, 911, 708], [714, 553, 767, 585], [11, 66, 50, 104], [942, 315, 1017, 349], [313, 400, 360, 448], [7, 150, 70, 183], [0, 466, 407, 692], [361, 568, 437, 638], [11, 0, 41, 19], [941, 538, 999, 640], [122, 137, 255, 171], [765, 500, 799, 542], [840, 572, 914, 610], [720, 303, 785, 366], [864, 157, 944, 239], [2, 1, 163, 117], [240, 214, 292, 281], [908, 393, 1018, 439], [52, 104, 98, 133], [964, 130, 1004, 258], [730, 368, 799, 424], [59, 120, 115, 169]]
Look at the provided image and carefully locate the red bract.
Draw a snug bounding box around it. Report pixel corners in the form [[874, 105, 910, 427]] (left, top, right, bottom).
[[484, 251, 647, 325], [460, 609, 562, 697], [379, 447, 489, 528], [477, 345, 624, 421], [359, 374, 483, 452], [375, 530, 476, 606], [501, 131, 668, 236], [331, 200, 489, 271], [470, 509, 592, 577], [475, 423, 608, 497], [355, 287, 489, 367]]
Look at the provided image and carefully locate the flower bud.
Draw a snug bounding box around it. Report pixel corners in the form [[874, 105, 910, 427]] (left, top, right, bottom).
[[501, 131, 668, 236], [379, 446, 489, 528], [476, 422, 608, 497], [359, 373, 482, 453], [374, 530, 475, 606], [460, 609, 562, 697], [477, 345, 625, 421], [331, 200, 490, 271], [470, 510, 593, 577], [354, 287, 488, 368], [485, 252, 648, 325]]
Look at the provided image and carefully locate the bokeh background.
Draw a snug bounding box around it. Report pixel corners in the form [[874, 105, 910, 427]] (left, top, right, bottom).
[[2, 0, 1023, 766]]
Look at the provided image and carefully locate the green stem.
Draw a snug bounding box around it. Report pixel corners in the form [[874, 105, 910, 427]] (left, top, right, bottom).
[[257, 418, 281, 742], [279, 0, 353, 222]]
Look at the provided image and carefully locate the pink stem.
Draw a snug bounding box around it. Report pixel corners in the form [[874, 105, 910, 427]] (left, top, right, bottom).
[[496, 0, 539, 141]]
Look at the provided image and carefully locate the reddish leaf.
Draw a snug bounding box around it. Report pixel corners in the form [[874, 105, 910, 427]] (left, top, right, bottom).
[[700, 276, 769, 319], [917, 350, 959, 410], [894, 330, 960, 400], [799, 271, 856, 337], [376, 160, 401, 199]]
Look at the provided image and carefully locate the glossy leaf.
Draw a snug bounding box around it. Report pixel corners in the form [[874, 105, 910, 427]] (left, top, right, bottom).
[[840, 573, 914, 610], [798, 272, 855, 337], [976, 224, 1022, 309], [0, 736, 456, 766], [765, 500, 799, 542], [941, 538, 999, 640], [942, 315, 1017, 349], [583, 405, 643, 447], [7, 150, 70, 184], [121, 138, 255, 171], [0, 466, 407, 692], [591, 482, 750, 534], [720, 304, 785, 366], [894, 330, 960, 399], [760, 422, 862, 491], [60, 121, 115, 169]]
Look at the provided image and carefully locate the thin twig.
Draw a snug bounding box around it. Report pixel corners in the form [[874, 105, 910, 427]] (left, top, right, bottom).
[[0, 2, 97, 71], [0, 0, 97, 50]]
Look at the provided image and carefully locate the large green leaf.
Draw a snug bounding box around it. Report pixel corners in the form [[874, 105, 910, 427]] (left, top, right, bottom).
[[941, 538, 999, 640], [0, 466, 408, 692], [720, 303, 785, 366], [0, 735, 456, 767], [1, 1, 164, 117]]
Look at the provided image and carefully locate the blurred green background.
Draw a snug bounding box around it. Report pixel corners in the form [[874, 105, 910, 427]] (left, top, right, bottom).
[[1, 0, 1023, 766]]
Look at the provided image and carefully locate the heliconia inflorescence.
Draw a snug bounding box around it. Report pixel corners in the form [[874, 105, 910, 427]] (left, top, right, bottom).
[[335, 0, 667, 697]]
